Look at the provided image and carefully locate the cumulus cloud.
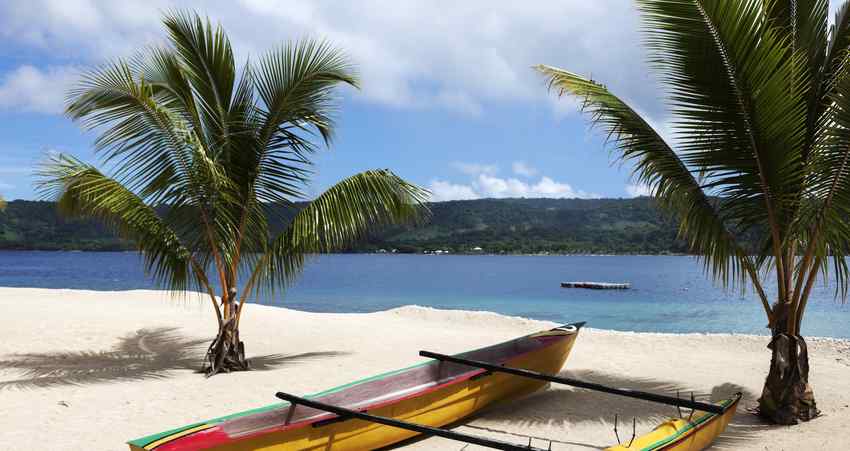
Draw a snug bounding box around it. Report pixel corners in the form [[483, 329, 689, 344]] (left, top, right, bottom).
[[429, 180, 480, 202], [476, 174, 596, 198], [512, 161, 537, 177], [625, 183, 652, 197], [430, 161, 597, 201], [451, 162, 498, 176], [0, 0, 660, 117], [0, 65, 79, 114]]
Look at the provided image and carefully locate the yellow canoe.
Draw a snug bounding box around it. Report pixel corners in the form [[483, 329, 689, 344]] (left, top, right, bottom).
[[128, 323, 583, 450]]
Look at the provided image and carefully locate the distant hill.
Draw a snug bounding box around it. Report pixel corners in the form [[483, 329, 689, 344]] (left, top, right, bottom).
[[359, 197, 692, 254], [0, 200, 129, 251], [0, 197, 719, 254]]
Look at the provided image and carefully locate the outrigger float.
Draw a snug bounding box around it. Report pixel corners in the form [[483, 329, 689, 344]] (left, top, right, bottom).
[[128, 322, 740, 450]]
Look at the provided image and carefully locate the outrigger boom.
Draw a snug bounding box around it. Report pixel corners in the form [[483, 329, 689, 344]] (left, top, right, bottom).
[[275, 392, 549, 451], [419, 350, 724, 415]]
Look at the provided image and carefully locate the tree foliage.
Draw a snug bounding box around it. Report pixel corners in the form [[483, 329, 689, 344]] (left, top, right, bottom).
[[539, 0, 850, 423], [539, 0, 850, 332], [1, 197, 758, 255], [35, 11, 427, 375]]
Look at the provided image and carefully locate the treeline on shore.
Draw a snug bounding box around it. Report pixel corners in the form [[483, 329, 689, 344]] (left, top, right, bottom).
[[0, 197, 755, 254]]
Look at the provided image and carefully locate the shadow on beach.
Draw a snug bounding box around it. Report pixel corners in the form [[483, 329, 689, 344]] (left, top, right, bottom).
[[0, 327, 347, 390], [385, 369, 777, 450]]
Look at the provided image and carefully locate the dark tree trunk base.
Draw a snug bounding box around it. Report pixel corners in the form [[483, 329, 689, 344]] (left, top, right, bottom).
[[758, 333, 819, 424], [203, 320, 249, 377]]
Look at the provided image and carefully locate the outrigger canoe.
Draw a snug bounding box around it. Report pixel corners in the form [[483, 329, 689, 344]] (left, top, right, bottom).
[[129, 322, 740, 450], [129, 322, 583, 450]]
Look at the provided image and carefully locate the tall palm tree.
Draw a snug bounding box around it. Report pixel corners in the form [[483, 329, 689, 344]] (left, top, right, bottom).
[[538, 0, 850, 424], [36, 11, 428, 376]]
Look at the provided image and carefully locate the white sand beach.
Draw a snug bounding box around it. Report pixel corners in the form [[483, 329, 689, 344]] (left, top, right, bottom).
[[0, 287, 848, 450]]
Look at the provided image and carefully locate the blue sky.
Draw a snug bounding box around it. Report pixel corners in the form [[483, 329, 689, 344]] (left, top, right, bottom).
[[0, 1, 838, 202]]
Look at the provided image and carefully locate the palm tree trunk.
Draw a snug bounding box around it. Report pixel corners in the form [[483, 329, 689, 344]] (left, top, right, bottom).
[[758, 301, 819, 424], [204, 292, 249, 376]]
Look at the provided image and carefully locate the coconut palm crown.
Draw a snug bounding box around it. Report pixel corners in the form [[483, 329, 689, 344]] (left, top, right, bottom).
[[538, 0, 850, 424], [36, 11, 428, 376]]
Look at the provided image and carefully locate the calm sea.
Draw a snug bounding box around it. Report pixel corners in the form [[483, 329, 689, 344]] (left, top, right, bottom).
[[1, 251, 848, 338]]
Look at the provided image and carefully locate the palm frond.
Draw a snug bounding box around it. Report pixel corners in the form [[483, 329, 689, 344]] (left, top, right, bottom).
[[256, 39, 359, 145], [249, 39, 359, 206], [254, 170, 428, 294], [66, 50, 245, 269], [763, 0, 828, 67], [536, 65, 754, 289], [34, 154, 197, 292], [134, 46, 208, 150], [801, 0, 847, 160], [65, 58, 205, 210], [821, 1, 850, 96], [639, 0, 808, 245], [162, 10, 236, 153], [796, 69, 850, 298]]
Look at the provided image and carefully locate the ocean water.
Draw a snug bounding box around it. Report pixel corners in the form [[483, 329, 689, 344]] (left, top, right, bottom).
[[1, 251, 849, 338]]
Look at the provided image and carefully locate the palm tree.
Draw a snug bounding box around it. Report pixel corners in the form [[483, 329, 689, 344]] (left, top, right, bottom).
[[36, 11, 428, 376], [0, 195, 5, 211], [537, 0, 850, 424]]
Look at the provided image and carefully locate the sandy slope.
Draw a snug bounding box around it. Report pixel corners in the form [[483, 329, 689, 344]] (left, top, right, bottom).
[[0, 287, 848, 450]]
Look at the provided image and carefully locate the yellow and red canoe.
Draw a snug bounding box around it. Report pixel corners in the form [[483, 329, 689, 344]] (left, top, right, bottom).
[[128, 322, 739, 450], [129, 323, 583, 450]]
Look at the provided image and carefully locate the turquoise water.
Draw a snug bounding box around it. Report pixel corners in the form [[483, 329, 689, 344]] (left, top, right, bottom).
[[1, 251, 848, 337]]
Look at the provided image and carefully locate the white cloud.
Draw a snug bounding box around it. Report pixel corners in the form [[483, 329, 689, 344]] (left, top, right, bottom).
[[428, 180, 480, 202], [511, 161, 537, 177], [430, 162, 598, 201], [625, 183, 652, 197], [433, 89, 483, 116], [476, 173, 596, 198], [451, 162, 498, 176], [0, 0, 659, 117], [0, 65, 79, 114]]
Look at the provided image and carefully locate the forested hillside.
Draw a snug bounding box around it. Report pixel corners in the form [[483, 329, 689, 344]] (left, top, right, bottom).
[[360, 198, 690, 254], [0, 198, 721, 254]]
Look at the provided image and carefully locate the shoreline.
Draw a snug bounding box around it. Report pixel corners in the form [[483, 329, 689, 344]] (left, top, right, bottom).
[[4, 285, 849, 340], [0, 248, 692, 257], [1, 287, 848, 449]]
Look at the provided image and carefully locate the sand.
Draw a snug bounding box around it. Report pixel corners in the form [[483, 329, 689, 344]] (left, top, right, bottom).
[[0, 287, 848, 450]]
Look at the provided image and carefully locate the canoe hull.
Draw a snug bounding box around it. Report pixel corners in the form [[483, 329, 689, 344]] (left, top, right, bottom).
[[130, 325, 581, 451]]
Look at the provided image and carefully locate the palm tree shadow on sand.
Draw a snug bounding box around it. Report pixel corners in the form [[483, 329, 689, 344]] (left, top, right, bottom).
[[384, 369, 778, 450], [0, 327, 347, 390]]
